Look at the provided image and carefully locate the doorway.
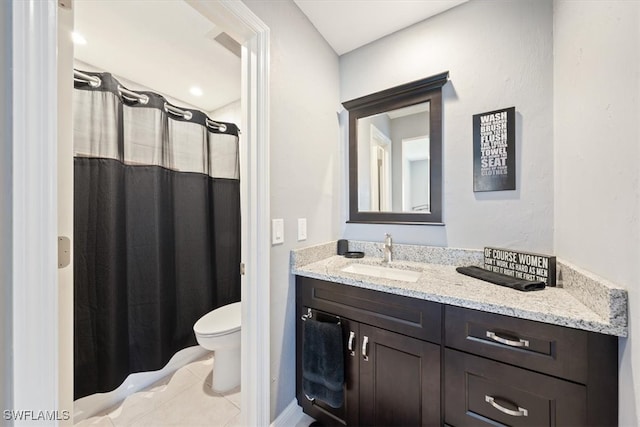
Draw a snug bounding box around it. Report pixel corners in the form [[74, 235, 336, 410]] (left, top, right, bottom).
[[369, 124, 392, 211], [10, 1, 270, 425]]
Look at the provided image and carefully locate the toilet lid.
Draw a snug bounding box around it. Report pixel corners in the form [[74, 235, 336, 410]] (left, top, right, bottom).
[[194, 302, 241, 336]]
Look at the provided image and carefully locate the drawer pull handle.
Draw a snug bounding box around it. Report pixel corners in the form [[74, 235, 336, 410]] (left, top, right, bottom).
[[486, 331, 530, 348], [485, 395, 529, 417], [362, 336, 369, 361], [348, 331, 356, 356]]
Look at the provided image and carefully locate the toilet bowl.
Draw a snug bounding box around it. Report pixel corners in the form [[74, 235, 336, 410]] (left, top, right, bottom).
[[193, 302, 241, 393]]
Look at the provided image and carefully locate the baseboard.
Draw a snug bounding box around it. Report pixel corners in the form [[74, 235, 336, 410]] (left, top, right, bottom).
[[270, 399, 313, 427]]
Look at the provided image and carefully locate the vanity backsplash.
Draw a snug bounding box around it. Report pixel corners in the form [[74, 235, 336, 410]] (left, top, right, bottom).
[[346, 240, 485, 266]]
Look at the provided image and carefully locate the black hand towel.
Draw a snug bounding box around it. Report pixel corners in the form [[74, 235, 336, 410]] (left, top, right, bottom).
[[302, 318, 344, 408], [456, 266, 546, 292]]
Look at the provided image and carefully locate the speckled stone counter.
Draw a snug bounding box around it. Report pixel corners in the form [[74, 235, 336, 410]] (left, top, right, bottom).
[[291, 241, 628, 337]]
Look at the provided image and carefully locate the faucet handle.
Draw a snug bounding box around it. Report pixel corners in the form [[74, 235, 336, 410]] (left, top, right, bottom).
[[383, 234, 393, 263]]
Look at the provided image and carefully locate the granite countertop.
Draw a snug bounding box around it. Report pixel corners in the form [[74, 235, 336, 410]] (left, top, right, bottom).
[[291, 242, 628, 337]]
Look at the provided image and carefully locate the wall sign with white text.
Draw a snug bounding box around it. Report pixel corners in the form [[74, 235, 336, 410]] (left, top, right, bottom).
[[473, 107, 516, 191]]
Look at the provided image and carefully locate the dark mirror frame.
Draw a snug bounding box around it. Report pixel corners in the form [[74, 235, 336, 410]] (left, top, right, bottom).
[[343, 71, 449, 225]]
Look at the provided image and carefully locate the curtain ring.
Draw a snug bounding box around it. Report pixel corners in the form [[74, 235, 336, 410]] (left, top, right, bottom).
[[118, 85, 149, 105], [164, 102, 193, 120], [206, 118, 228, 133], [73, 70, 101, 88]]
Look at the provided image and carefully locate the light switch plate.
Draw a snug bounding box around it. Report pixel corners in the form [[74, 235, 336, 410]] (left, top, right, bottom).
[[297, 218, 307, 241], [272, 218, 284, 245]]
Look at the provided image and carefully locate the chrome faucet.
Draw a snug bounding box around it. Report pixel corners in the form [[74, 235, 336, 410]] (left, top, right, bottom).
[[383, 233, 392, 263]]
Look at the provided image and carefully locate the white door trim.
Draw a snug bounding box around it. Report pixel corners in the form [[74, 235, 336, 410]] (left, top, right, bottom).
[[11, 0, 61, 423], [57, 4, 74, 424], [187, 3, 271, 424], [205, 1, 272, 425], [10, 0, 271, 425]]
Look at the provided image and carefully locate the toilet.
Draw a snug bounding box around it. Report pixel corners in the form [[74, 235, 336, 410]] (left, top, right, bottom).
[[193, 302, 241, 393]]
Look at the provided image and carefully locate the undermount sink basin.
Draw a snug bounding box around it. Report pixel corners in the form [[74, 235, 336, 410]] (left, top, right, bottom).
[[341, 263, 422, 283]]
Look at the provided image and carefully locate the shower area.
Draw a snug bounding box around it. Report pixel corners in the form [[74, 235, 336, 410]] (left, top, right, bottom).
[[70, 1, 243, 420]]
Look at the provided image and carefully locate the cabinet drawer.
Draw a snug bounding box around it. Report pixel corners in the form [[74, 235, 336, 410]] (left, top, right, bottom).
[[445, 306, 587, 383], [444, 349, 586, 427], [297, 276, 442, 344]]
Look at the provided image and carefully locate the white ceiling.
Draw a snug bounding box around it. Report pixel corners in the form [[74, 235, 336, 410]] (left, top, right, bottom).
[[293, 0, 468, 55], [74, 0, 241, 113], [73, 0, 467, 113]]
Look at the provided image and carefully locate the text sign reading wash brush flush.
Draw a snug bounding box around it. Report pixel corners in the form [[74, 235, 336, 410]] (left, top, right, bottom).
[[484, 247, 556, 286], [473, 107, 516, 192]]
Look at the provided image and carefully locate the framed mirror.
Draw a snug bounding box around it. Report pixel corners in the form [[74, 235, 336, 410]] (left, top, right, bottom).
[[343, 71, 449, 224]]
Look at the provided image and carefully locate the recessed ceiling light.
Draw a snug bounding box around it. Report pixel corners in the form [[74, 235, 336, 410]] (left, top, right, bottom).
[[190, 86, 203, 97], [72, 31, 87, 45]]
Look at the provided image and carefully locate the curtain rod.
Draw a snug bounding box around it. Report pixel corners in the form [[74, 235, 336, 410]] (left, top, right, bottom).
[[73, 69, 229, 132]]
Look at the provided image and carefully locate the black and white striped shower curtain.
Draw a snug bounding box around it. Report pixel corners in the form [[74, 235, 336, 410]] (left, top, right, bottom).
[[72, 71, 241, 399]]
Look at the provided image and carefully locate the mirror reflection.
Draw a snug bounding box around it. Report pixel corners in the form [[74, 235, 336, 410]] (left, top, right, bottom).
[[357, 102, 430, 213]]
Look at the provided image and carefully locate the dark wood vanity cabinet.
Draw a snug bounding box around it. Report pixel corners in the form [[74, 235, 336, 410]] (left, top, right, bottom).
[[296, 276, 619, 427], [444, 306, 618, 427], [296, 276, 441, 426], [296, 308, 359, 426]]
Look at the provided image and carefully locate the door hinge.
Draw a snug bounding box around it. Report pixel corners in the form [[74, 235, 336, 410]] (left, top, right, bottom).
[[240, 263, 245, 275], [58, 236, 71, 268]]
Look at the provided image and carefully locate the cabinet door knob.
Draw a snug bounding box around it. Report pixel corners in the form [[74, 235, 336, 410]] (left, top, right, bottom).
[[347, 331, 356, 356], [362, 335, 369, 361], [486, 331, 530, 348], [485, 395, 529, 417]]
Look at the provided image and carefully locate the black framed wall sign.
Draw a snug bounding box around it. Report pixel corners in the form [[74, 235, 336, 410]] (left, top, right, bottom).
[[483, 247, 556, 286], [473, 107, 515, 191]]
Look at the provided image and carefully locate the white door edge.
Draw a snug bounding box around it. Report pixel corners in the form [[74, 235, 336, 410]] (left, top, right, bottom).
[[11, 0, 60, 424]]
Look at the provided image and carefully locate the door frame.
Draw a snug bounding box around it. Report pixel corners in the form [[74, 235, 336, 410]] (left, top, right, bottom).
[[9, 0, 271, 425], [189, 2, 272, 425], [369, 124, 392, 211], [10, 1, 60, 422]]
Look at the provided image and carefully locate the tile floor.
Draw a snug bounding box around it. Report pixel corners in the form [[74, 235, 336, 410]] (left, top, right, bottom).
[[75, 353, 241, 427]]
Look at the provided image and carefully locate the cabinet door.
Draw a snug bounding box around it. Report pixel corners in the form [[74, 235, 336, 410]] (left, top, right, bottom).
[[296, 306, 360, 426], [359, 324, 441, 427]]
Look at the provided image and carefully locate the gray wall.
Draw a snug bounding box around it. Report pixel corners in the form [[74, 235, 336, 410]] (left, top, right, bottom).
[[553, 1, 640, 423], [0, 0, 13, 421], [242, 0, 342, 420], [340, 0, 554, 253]]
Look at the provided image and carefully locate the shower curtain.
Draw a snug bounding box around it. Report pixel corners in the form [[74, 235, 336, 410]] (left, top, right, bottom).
[[72, 71, 241, 400]]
